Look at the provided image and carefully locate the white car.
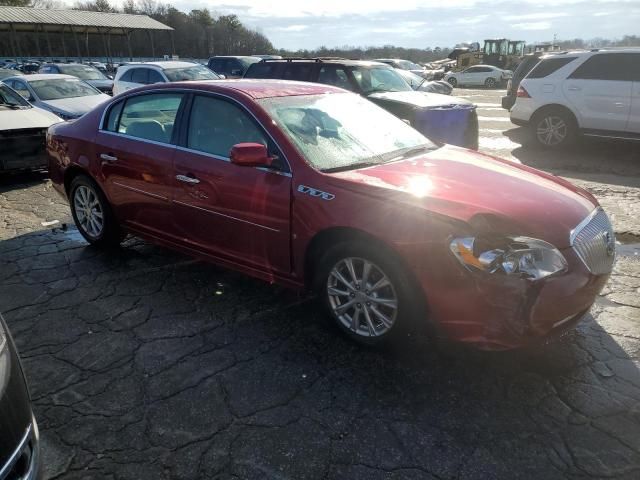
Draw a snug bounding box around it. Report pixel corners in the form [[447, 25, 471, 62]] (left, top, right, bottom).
[[444, 65, 512, 88], [3, 74, 110, 120], [0, 82, 61, 172], [113, 61, 221, 95], [511, 49, 640, 148]]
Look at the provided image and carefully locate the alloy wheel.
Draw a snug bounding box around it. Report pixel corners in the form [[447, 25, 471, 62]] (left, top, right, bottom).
[[536, 115, 568, 146], [327, 257, 398, 337], [73, 185, 104, 239]]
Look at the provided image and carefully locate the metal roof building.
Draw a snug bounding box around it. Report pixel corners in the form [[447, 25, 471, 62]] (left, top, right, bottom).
[[0, 6, 174, 60]]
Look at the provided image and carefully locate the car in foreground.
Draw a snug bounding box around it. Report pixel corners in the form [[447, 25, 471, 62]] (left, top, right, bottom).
[[511, 49, 640, 148], [0, 82, 61, 172], [113, 61, 220, 95], [39, 63, 114, 95], [3, 74, 110, 121], [244, 58, 478, 149], [0, 313, 42, 479], [444, 65, 512, 88], [207, 56, 262, 78], [47, 80, 614, 350]]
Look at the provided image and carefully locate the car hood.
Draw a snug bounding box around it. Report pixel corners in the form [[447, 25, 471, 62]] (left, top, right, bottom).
[[0, 106, 61, 130], [326, 146, 597, 248], [42, 94, 110, 116], [367, 90, 473, 109]]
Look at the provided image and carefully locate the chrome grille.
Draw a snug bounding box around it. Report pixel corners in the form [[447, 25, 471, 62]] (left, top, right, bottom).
[[570, 208, 615, 275]]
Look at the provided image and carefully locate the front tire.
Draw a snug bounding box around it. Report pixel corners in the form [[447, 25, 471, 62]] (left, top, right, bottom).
[[447, 77, 457, 87], [531, 109, 576, 149], [70, 175, 122, 247], [315, 242, 419, 345]]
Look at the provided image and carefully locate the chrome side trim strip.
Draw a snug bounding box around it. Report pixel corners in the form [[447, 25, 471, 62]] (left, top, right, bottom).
[[173, 146, 293, 177], [0, 424, 31, 480], [583, 133, 640, 141], [99, 130, 178, 149], [113, 182, 169, 201], [569, 207, 601, 246], [173, 200, 280, 233]]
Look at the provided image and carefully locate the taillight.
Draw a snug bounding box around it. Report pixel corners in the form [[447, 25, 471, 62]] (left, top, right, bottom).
[[516, 86, 530, 98]]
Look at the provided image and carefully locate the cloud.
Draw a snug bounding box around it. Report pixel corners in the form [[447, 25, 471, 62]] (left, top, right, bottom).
[[163, 0, 640, 49], [504, 12, 568, 20], [275, 25, 309, 32], [513, 21, 552, 30]]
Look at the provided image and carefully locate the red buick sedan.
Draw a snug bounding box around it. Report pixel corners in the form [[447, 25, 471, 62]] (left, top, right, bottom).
[[47, 80, 615, 349]]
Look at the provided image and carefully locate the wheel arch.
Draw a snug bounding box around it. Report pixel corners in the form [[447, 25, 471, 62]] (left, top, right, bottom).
[[531, 103, 580, 129], [63, 165, 91, 196]]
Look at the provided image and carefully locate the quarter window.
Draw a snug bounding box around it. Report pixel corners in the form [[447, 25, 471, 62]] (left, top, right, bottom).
[[116, 93, 183, 143], [187, 95, 268, 159], [119, 69, 133, 82], [569, 53, 636, 81]]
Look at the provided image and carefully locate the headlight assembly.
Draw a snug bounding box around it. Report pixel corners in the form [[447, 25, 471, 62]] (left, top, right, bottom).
[[450, 236, 568, 281]]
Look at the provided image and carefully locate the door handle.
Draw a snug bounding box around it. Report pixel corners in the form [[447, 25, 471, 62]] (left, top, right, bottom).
[[100, 153, 118, 162], [568, 86, 581, 91], [176, 174, 200, 185]]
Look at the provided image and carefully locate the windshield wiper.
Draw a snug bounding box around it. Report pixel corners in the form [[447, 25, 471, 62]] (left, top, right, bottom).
[[321, 160, 384, 173], [0, 102, 25, 110], [385, 145, 434, 162]]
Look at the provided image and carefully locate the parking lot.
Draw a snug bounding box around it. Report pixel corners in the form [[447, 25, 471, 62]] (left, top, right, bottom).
[[1, 88, 639, 479]]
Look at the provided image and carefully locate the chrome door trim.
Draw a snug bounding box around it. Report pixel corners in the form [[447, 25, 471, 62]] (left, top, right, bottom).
[[113, 181, 169, 201], [173, 200, 280, 233], [99, 130, 179, 149]]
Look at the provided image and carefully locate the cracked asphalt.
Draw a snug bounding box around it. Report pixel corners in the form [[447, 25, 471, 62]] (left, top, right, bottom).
[[1, 89, 639, 479]]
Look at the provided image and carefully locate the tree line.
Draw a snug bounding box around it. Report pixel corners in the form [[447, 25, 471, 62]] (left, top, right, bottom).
[[0, 0, 275, 59]]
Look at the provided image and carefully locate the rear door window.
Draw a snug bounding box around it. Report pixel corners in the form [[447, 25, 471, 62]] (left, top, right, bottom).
[[119, 69, 133, 82], [283, 63, 314, 81], [569, 53, 635, 81], [148, 69, 164, 84], [527, 57, 577, 79], [117, 93, 184, 144], [245, 62, 281, 79]]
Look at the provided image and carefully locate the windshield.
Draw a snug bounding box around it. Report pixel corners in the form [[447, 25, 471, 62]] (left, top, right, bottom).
[[164, 65, 219, 81], [259, 93, 434, 172], [350, 67, 412, 94], [399, 60, 422, 70], [0, 83, 30, 107], [59, 65, 107, 80], [30, 78, 101, 101], [396, 69, 424, 89]]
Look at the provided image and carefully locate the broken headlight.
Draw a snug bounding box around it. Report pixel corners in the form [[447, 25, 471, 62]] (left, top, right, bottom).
[[450, 236, 568, 281]]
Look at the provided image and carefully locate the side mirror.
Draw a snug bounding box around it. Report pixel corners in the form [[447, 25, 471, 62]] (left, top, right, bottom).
[[230, 143, 273, 168]]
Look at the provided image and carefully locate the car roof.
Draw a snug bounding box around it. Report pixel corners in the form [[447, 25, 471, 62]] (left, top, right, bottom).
[[121, 61, 198, 69], [209, 56, 260, 60], [139, 79, 345, 100], [14, 73, 78, 81], [255, 58, 389, 68]]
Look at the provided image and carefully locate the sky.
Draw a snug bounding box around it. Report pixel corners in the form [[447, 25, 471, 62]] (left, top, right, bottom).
[[166, 0, 640, 50]]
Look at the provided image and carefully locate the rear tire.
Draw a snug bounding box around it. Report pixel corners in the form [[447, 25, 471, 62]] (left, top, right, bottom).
[[485, 77, 497, 88], [530, 108, 577, 149], [69, 175, 122, 247], [314, 242, 421, 346], [447, 77, 457, 87]]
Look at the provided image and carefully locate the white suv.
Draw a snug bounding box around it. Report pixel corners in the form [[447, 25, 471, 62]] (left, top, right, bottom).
[[511, 49, 640, 148], [112, 61, 220, 95]]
